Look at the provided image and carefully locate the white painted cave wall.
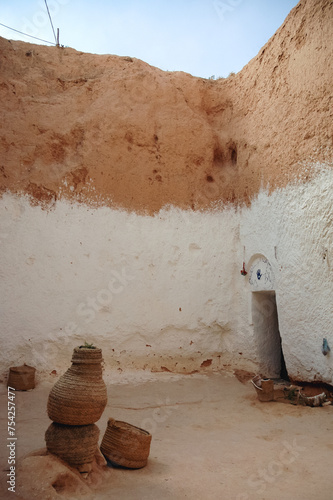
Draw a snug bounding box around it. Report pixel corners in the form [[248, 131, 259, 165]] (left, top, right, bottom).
[[0, 166, 332, 383], [0, 196, 241, 375], [239, 167, 333, 384]]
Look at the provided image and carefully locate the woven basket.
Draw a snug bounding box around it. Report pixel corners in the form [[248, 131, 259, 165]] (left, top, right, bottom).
[[47, 347, 107, 425], [45, 423, 99, 468], [8, 364, 36, 391], [100, 418, 152, 469]]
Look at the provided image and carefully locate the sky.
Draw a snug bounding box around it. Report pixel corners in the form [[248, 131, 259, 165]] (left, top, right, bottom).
[[0, 0, 299, 78]]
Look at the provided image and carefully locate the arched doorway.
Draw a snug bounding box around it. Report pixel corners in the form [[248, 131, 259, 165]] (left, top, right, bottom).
[[252, 290, 288, 379], [248, 255, 288, 380]]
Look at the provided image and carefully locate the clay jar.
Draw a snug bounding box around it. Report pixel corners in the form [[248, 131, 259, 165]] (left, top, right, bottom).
[[251, 375, 274, 402], [47, 347, 107, 425]]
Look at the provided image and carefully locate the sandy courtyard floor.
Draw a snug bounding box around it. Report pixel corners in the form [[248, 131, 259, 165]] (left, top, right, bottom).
[[1, 371, 332, 499]]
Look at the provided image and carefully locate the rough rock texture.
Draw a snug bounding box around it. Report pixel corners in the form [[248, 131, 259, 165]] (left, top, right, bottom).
[[0, 0, 332, 385], [12, 448, 110, 500], [0, 0, 332, 213]]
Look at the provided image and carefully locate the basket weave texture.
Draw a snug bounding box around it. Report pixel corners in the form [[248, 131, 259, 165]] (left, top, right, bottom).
[[47, 347, 107, 425], [100, 418, 152, 469], [8, 365, 36, 391], [45, 423, 99, 466]]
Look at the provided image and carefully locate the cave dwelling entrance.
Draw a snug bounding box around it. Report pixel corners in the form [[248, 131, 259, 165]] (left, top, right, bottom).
[[252, 290, 288, 380]]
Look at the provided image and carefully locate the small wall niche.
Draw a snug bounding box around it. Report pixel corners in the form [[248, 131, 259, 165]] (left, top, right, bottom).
[[213, 147, 224, 167], [230, 147, 237, 165], [213, 142, 238, 168]]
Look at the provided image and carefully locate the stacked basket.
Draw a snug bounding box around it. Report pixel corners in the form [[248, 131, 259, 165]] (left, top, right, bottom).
[[45, 346, 107, 472]]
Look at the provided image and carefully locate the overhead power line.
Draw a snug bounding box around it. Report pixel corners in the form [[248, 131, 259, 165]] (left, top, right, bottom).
[[44, 0, 57, 44], [0, 22, 56, 45]]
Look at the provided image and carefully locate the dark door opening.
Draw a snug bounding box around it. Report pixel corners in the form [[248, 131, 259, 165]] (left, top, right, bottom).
[[252, 291, 289, 380]]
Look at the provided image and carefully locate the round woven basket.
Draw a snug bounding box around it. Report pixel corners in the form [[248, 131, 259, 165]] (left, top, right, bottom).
[[47, 347, 107, 425], [8, 365, 36, 391], [45, 422, 99, 468], [100, 418, 152, 469]]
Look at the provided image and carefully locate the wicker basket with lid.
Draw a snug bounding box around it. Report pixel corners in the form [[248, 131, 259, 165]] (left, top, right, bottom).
[[8, 364, 36, 391]]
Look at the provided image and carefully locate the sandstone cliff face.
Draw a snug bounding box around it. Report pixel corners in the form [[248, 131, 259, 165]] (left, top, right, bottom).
[[0, 0, 332, 384], [0, 0, 332, 213]]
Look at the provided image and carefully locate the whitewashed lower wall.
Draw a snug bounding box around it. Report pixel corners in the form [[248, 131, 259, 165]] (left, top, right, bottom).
[[0, 196, 240, 375], [1, 166, 332, 383], [239, 166, 333, 384]]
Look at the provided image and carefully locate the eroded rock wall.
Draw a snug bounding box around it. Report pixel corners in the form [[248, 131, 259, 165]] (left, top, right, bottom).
[[1, 0, 332, 213], [0, 0, 332, 382]]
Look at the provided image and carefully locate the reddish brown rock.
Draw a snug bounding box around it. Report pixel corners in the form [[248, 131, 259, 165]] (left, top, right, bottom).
[[0, 0, 332, 213]]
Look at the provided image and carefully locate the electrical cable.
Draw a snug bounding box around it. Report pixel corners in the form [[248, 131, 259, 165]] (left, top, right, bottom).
[[44, 0, 57, 44], [0, 22, 56, 45]]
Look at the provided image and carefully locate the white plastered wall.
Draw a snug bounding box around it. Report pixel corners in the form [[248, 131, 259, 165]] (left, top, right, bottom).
[[1, 166, 332, 383], [0, 196, 241, 374], [239, 166, 333, 384]]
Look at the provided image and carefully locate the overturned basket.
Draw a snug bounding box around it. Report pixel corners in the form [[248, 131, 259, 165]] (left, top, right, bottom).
[[100, 418, 152, 469], [8, 364, 36, 391], [45, 423, 99, 469]]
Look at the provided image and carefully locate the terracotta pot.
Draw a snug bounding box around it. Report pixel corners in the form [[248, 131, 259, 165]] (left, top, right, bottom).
[[47, 347, 107, 425], [251, 375, 274, 402]]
